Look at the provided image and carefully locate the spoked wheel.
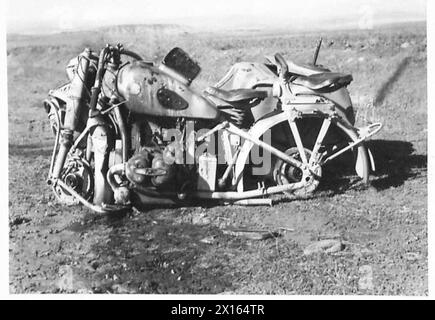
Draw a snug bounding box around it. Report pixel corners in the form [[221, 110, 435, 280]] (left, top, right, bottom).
[[270, 116, 370, 197], [273, 147, 322, 197]]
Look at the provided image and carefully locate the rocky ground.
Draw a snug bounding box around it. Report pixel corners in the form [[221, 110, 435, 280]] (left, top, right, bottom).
[[8, 22, 427, 295]]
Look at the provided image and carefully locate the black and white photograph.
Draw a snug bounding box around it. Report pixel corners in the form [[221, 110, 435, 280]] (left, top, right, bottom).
[[2, 0, 430, 298]]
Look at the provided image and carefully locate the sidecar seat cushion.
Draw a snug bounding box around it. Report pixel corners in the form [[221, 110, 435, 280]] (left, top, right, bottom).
[[293, 72, 353, 91], [204, 86, 268, 103]]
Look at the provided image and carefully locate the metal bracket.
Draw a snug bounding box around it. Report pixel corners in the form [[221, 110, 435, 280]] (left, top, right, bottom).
[[321, 122, 382, 165]]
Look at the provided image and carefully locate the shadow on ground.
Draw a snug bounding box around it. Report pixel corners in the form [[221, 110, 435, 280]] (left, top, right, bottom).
[[314, 139, 426, 194], [367, 139, 426, 190], [373, 56, 411, 107], [70, 209, 238, 294]]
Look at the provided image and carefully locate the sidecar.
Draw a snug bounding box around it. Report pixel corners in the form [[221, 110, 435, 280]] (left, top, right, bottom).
[[207, 57, 380, 185]]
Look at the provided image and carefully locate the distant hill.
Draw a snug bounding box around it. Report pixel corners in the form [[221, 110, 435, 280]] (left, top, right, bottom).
[[7, 20, 426, 44], [7, 23, 192, 50], [96, 24, 189, 35]]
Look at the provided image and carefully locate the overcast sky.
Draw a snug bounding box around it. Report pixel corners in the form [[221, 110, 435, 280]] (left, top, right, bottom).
[[6, 0, 426, 34]]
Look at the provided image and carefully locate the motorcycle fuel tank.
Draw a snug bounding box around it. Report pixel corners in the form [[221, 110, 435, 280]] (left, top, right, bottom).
[[116, 61, 220, 120]]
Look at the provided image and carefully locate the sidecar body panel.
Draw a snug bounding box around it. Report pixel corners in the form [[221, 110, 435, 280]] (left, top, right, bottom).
[[215, 61, 356, 125], [116, 61, 220, 120]]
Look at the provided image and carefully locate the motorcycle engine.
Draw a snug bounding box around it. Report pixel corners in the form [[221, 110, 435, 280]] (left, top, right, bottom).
[[124, 117, 193, 192], [125, 148, 176, 188]]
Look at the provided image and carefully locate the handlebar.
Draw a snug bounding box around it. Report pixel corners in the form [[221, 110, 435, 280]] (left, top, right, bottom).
[[121, 49, 143, 61], [88, 46, 143, 62], [87, 44, 143, 116]]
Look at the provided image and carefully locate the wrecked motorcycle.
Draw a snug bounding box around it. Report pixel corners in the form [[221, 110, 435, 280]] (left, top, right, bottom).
[[43, 41, 381, 213]]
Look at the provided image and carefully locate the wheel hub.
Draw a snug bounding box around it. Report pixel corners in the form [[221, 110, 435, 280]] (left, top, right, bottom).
[[273, 147, 322, 196]]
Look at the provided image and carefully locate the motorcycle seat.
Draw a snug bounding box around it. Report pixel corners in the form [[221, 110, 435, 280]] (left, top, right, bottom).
[[287, 62, 331, 77], [204, 86, 268, 103], [265, 55, 330, 77], [292, 72, 353, 91]]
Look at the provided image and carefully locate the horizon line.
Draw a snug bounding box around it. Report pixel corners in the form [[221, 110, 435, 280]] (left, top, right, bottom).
[[7, 18, 427, 36]]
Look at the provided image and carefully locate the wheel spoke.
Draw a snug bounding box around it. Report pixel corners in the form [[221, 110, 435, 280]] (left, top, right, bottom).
[[309, 118, 331, 165], [288, 120, 308, 164]]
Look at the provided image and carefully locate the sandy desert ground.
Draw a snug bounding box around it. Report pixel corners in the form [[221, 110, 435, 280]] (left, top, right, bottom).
[[8, 21, 427, 294]]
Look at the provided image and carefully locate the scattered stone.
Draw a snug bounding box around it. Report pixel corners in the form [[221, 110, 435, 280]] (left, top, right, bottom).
[[354, 247, 374, 256], [44, 211, 57, 217], [57, 265, 90, 293], [112, 284, 130, 294], [39, 250, 51, 257], [222, 228, 282, 241], [400, 42, 411, 49], [77, 288, 93, 294], [192, 212, 211, 225], [49, 228, 60, 234], [10, 216, 31, 227], [200, 236, 216, 244], [57, 265, 75, 291], [404, 252, 421, 261], [318, 233, 341, 240], [358, 265, 374, 291], [218, 291, 236, 295], [86, 252, 98, 261], [303, 239, 343, 256], [90, 260, 100, 270]]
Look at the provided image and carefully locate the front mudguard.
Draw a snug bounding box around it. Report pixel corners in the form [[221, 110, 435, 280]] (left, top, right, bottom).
[[355, 145, 375, 176], [355, 123, 383, 173]]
